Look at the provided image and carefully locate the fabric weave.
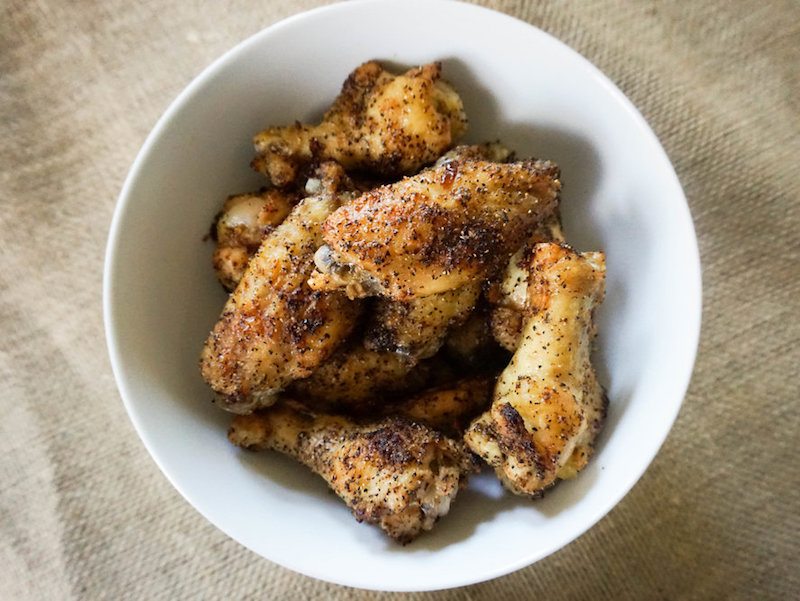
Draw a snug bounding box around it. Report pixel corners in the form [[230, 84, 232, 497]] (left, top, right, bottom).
[[1, 1, 798, 598]]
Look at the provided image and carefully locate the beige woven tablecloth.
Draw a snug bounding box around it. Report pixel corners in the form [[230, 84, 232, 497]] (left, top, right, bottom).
[[2, 0, 798, 598]]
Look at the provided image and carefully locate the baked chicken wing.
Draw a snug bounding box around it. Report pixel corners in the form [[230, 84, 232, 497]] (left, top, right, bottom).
[[288, 344, 428, 411], [364, 283, 481, 360], [358, 143, 512, 359], [212, 188, 299, 291], [309, 158, 561, 300], [464, 242, 607, 496], [394, 377, 494, 437], [200, 163, 361, 414], [252, 61, 467, 187], [229, 401, 473, 543]]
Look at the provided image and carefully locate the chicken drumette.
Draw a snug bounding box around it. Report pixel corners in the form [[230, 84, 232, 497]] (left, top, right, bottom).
[[252, 61, 467, 187], [229, 401, 474, 543], [464, 242, 607, 496]]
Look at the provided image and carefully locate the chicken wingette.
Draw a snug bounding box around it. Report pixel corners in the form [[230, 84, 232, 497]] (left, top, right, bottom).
[[212, 188, 299, 291], [229, 401, 473, 543], [364, 283, 481, 360], [393, 377, 494, 437], [360, 143, 512, 359], [288, 344, 429, 411], [200, 163, 361, 414], [464, 242, 607, 496], [252, 61, 467, 187], [309, 158, 561, 300]]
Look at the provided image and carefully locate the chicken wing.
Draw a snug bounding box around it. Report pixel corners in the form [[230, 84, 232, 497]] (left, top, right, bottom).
[[229, 401, 473, 543], [211, 188, 299, 291], [487, 213, 565, 351], [252, 61, 467, 187], [464, 242, 607, 497], [288, 344, 429, 412], [357, 143, 512, 357], [309, 158, 561, 300], [364, 283, 481, 360], [200, 163, 361, 414], [393, 377, 494, 437]]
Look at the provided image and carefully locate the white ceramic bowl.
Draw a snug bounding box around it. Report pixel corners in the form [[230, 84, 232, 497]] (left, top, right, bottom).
[[104, 0, 701, 591]]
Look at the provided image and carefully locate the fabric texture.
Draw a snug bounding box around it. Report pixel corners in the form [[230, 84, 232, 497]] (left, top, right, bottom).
[[1, 0, 798, 598]]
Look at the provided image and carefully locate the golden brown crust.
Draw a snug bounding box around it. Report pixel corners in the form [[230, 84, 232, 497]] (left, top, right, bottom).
[[364, 283, 481, 360], [288, 344, 429, 412], [464, 242, 607, 497], [310, 158, 561, 300], [252, 61, 467, 187], [393, 377, 494, 437], [200, 164, 362, 413], [228, 401, 473, 543]]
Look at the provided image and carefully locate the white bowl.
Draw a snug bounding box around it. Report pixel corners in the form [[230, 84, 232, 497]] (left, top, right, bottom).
[[104, 0, 701, 591]]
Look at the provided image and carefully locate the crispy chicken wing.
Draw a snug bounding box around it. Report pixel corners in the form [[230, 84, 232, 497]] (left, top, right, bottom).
[[464, 243, 607, 497], [357, 143, 512, 358], [354, 144, 513, 359], [309, 158, 561, 300], [364, 283, 481, 360], [229, 401, 473, 543], [252, 61, 467, 187], [288, 344, 429, 411], [200, 163, 361, 414], [488, 213, 565, 351], [393, 377, 494, 437], [212, 188, 299, 291]]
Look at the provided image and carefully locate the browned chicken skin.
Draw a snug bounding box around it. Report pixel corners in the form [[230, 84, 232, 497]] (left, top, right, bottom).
[[252, 61, 467, 187], [359, 143, 512, 360], [200, 163, 362, 414], [393, 377, 494, 437], [229, 401, 473, 543], [464, 242, 607, 497], [309, 158, 561, 300], [364, 283, 481, 360], [288, 343, 429, 411]]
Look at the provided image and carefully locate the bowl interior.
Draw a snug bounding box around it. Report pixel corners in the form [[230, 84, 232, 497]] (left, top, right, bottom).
[[104, 0, 700, 591]]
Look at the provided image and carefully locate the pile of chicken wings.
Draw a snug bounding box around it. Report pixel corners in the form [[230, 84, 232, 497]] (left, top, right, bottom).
[[200, 61, 607, 544]]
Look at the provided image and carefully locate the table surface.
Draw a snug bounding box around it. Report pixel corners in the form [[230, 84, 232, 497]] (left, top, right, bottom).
[[2, 1, 798, 599]]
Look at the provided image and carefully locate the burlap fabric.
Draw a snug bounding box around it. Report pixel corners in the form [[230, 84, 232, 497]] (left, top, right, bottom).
[[2, 0, 798, 598]]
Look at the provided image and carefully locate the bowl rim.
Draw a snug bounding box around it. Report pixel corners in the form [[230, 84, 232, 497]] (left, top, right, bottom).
[[103, 0, 702, 590]]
